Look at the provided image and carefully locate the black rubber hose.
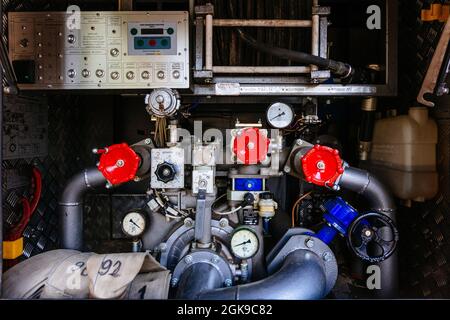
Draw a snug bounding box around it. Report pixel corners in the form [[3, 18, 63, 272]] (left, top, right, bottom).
[[359, 111, 376, 142], [339, 167, 398, 298], [236, 29, 353, 78], [196, 249, 328, 300], [59, 168, 107, 250]]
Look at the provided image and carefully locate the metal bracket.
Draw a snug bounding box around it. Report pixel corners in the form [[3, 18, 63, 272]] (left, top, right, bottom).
[[194, 70, 213, 80], [312, 6, 331, 16], [194, 188, 212, 247], [195, 3, 214, 16], [417, 15, 450, 107]]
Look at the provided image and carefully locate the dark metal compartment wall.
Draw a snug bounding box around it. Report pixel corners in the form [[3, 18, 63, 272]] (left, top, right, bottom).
[[397, 0, 447, 110], [396, 0, 450, 298], [2, 95, 114, 259]]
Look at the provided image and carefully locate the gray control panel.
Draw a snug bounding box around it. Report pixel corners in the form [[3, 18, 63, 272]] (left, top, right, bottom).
[[8, 11, 189, 90]]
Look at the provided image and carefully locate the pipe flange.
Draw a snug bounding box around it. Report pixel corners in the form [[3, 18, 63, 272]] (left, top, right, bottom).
[[160, 219, 234, 270], [267, 232, 338, 295], [172, 250, 234, 288]]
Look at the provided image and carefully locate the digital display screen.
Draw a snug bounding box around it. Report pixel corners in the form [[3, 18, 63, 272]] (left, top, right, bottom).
[[141, 28, 164, 35]]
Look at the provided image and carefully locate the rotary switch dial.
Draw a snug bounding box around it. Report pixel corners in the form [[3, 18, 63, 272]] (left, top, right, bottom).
[[155, 161, 177, 183]]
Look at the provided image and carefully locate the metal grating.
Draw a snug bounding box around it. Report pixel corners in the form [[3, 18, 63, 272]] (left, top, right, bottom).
[[2, 95, 114, 262], [397, 0, 446, 110], [396, 0, 450, 298]]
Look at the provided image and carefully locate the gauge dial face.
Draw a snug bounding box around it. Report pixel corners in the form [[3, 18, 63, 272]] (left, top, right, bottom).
[[231, 228, 259, 259], [266, 103, 294, 129], [122, 211, 146, 237]]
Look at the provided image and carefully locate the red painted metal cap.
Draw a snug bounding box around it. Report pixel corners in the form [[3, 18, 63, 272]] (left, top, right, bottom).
[[97, 143, 140, 185], [301, 145, 344, 187], [233, 128, 270, 165]]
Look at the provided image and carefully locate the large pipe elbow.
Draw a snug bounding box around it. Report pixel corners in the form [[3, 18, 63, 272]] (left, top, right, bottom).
[[196, 250, 328, 300], [338, 166, 398, 298], [339, 167, 396, 214], [59, 168, 107, 250]]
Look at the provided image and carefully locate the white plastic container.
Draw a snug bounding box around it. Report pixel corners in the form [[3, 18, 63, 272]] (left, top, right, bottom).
[[368, 107, 438, 202]]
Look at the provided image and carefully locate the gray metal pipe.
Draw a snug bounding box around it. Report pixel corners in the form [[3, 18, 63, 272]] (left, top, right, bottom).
[[195, 250, 328, 300], [176, 263, 224, 299], [339, 166, 398, 298], [339, 167, 396, 212], [59, 168, 107, 250], [194, 191, 213, 247]]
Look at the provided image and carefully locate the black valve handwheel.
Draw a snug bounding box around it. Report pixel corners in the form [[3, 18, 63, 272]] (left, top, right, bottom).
[[347, 212, 399, 263]]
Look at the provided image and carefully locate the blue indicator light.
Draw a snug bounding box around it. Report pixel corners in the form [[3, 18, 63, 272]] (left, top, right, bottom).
[[234, 178, 263, 191]]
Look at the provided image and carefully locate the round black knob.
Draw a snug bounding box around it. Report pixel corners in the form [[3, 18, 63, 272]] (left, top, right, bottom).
[[155, 162, 176, 183], [242, 192, 255, 206]]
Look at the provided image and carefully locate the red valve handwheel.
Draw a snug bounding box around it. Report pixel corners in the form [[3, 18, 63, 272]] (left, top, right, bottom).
[[97, 143, 140, 185], [301, 145, 344, 187]]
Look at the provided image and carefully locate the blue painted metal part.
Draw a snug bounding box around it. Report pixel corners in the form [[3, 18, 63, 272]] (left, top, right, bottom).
[[316, 225, 339, 244], [234, 178, 263, 191], [316, 197, 359, 244]]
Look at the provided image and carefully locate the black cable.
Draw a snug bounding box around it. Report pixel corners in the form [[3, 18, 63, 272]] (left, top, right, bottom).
[[236, 28, 353, 78]]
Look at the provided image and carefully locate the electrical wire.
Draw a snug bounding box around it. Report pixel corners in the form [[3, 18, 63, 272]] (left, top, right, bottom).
[[154, 117, 167, 147], [29, 167, 42, 214], [152, 189, 190, 219], [5, 167, 42, 241], [212, 193, 242, 215], [291, 191, 313, 227], [213, 205, 243, 216]]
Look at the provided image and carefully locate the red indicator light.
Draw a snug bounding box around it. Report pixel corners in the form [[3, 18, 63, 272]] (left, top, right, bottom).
[[149, 39, 156, 46]]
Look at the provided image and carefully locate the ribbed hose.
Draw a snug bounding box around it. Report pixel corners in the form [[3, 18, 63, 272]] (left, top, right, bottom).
[[59, 168, 107, 250], [339, 167, 398, 298]]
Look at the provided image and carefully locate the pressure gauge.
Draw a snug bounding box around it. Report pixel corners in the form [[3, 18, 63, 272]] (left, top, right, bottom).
[[121, 211, 146, 238], [230, 228, 260, 259], [266, 102, 295, 129]]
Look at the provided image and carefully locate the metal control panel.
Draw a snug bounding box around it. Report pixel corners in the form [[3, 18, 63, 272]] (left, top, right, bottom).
[[8, 11, 189, 90]]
